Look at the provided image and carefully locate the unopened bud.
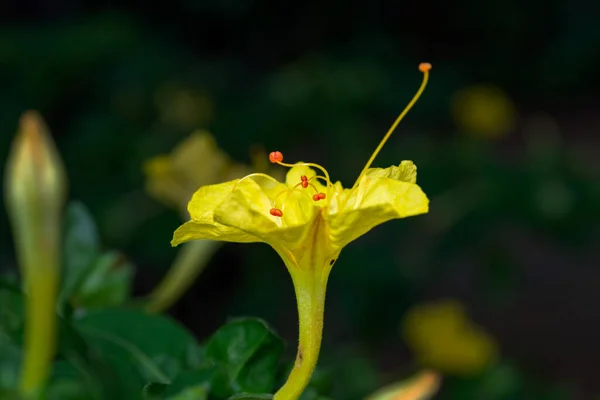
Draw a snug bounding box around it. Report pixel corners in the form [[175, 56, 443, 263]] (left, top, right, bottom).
[[4, 111, 67, 395]]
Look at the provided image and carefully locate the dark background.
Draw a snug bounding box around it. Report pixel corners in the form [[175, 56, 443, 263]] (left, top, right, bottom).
[[1, 1, 600, 398]]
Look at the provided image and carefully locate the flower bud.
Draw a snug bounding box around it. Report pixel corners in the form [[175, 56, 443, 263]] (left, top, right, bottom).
[[4, 111, 67, 395]]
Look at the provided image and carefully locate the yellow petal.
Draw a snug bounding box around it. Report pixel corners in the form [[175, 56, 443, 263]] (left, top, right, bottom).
[[171, 180, 257, 245], [214, 177, 318, 251], [364, 160, 417, 183], [327, 173, 429, 249]]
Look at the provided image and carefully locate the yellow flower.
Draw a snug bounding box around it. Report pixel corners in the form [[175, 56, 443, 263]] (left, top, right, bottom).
[[172, 63, 433, 400], [144, 131, 251, 214], [402, 299, 498, 376], [451, 84, 516, 139]]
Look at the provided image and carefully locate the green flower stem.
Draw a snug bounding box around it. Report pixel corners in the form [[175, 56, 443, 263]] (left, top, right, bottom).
[[274, 268, 329, 400], [21, 264, 59, 396], [145, 240, 221, 313]]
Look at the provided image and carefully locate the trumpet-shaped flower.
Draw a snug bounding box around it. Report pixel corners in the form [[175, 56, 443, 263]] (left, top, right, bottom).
[[172, 63, 432, 399]]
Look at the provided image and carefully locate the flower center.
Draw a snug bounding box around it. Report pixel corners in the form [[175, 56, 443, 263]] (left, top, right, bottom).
[[268, 153, 331, 217]]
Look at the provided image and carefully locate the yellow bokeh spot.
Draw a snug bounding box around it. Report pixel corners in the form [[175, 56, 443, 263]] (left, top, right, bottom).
[[452, 85, 517, 139], [402, 299, 498, 376]]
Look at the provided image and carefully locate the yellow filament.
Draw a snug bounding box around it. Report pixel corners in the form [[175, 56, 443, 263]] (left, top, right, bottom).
[[273, 188, 291, 207], [352, 64, 431, 189], [277, 161, 332, 190], [232, 172, 281, 191], [277, 161, 333, 207]]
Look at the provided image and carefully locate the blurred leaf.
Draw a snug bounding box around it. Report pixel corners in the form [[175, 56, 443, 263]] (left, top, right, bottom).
[[228, 394, 273, 400], [205, 318, 284, 398], [46, 378, 94, 400], [61, 201, 133, 310], [0, 335, 21, 392], [61, 201, 101, 300], [72, 251, 133, 308], [1, 278, 141, 399], [329, 349, 379, 400], [166, 385, 209, 400], [0, 279, 24, 341], [0, 389, 20, 400], [142, 382, 168, 399], [75, 309, 199, 384], [161, 369, 215, 396], [299, 387, 331, 400]]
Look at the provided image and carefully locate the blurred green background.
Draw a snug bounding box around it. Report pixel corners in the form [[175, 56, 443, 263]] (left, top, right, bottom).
[[1, 1, 600, 398]]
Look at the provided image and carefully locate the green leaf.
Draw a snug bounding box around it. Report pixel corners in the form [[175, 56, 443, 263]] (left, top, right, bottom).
[[0, 335, 21, 391], [228, 394, 273, 400], [0, 279, 25, 342], [205, 318, 284, 397], [72, 251, 133, 308], [166, 385, 209, 400], [61, 201, 101, 302], [74, 309, 200, 384], [299, 388, 331, 400], [162, 369, 215, 395], [46, 378, 95, 400], [1, 280, 141, 399], [60, 201, 133, 310], [142, 382, 168, 399]]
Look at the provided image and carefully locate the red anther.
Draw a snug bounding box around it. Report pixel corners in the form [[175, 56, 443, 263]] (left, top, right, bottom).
[[301, 181, 308, 188], [269, 151, 283, 163], [318, 192, 326, 200], [312, 194, 321, 201], [269, 208, 283, 217], [300, 175, 308, 181]]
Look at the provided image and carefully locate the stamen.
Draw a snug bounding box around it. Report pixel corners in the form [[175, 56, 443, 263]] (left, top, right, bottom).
[[352, 62, 431, 189], [266, 151, 334, 199], [270, 208, 283, 217], [312, 193, 326, 202], [300, 175, 309, 188], [269, 151, 283, 163], [232, 172, 281, 192], [292, 180, 320, 196]]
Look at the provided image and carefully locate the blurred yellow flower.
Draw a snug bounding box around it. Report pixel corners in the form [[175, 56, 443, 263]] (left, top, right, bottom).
[[402, 299, 498, 376], [142, 131, 281, 313], [143, 131, 252, 214], [451, 85, 516, 139], [365, 370, 441, 400]]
